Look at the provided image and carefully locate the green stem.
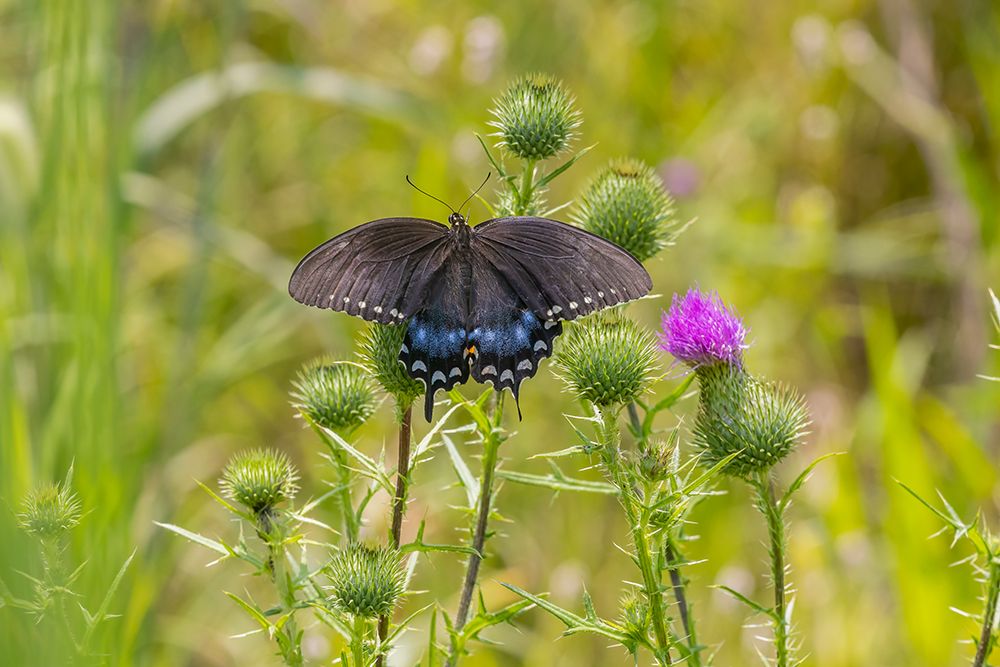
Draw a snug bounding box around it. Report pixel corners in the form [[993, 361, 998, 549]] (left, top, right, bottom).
[[756, 475, 789, 667], [600, 409, 673, 666], [377, 405, 412, 667], [352, 615, 368, 667], [516, 159, 537, 214], [448, 393, 504, 666], [332, 443, 359, 542], [265, 517, 303, 666], [973, 556, 1000, 667]]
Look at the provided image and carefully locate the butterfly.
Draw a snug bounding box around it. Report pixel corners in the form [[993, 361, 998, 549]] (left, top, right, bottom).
[[289, 208, 652, 421]]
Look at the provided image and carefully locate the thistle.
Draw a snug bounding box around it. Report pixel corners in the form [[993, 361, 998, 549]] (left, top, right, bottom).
[[359, 322, 423, 412], [489, 73, 581, 161], [291, 358, 377, 432], [659, 288, 747, 369], [327, 543, 406, 619], [219, 448, 299, 517], [574, 158, 678, 262], [554, 317, 659, 408], [17, 482, 82, 539]]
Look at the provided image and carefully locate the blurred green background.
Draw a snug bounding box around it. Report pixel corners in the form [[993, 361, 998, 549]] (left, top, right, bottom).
[[2, 0, 999, 664]]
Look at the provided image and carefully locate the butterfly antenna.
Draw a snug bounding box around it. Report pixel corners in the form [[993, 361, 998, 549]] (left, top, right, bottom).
[[405, 175, 455, 215], [459, 172, 492, 217]]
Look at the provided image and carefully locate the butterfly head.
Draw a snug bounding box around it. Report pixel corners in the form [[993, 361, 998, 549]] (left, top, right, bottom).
[[448, 212, 467, 227]]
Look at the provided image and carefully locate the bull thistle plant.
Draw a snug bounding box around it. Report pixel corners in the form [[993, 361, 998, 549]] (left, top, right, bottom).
[[156, 72, 835, 667], [1, 467, 134, 664]]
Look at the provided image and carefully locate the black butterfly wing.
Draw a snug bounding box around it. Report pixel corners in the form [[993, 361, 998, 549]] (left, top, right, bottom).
[[288, 217, 450, 324], [471, 216, 652, 320], [399, 251, 472, 421], [466, 257, 562, 418]]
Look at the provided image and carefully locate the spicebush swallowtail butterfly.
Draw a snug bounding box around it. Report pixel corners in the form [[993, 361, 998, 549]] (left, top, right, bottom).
[[289, 207, 652, 421]]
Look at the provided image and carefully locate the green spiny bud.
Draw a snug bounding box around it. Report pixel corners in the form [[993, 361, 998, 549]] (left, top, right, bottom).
[[489, 73, 581, 161], [619, 590, 650, 642], [574, 158, 678, 262], [693, 365, 809, 478], [554, 317, 659, 408], [18, 482, 82, 538], [220, 448, 300, 516], [326, 542, 405, 618], [358, 323, 422, 410], [291, 358, 377, 432], [638, 434, 677, 483]]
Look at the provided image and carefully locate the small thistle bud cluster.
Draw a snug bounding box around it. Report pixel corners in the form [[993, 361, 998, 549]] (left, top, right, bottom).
[[326, 542, 405, 618], [660, 288, 808, 477], [637, 436, 676, 483], [359, 323, 423, 409], [18, 482, 82, 539], [554, 317, 659, 408], [574, 158, 677, 262], [489, 73, 581, 161], [495, 185, 547, 217], [291, 358, 377, 432], [220, 448, 300, 516]]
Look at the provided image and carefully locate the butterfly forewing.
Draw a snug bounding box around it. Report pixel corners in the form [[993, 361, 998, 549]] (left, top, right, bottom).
[[471, 217, 652, 321], [288, 217, 449, 323]]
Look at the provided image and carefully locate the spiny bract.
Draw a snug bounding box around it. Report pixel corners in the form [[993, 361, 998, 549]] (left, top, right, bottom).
[[291, 358, 377, 432], [326, 542, 405, 618], [358, 322, 423, 409], [574, 158, 677, 262], [554, 316, 659, 407], [489, 73, 581, 161], [219, 448, 300, 515], [18, 482, 82, 538], [693, 364, 809, 477]]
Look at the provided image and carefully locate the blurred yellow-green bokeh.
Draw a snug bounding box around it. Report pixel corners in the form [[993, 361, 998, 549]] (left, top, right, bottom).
[[1, 0, 999, 665]]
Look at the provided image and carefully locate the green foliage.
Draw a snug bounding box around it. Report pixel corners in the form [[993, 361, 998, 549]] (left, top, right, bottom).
[[291, 358, 378, 432], [327, 543, 406, 619], [574, 157, 679, 261]]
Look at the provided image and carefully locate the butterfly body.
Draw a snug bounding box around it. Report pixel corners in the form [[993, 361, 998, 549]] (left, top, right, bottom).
[[289, 211, 651, 421]]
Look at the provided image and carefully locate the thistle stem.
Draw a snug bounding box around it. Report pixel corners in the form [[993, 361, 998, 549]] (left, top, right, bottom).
[[516, 159, 537, 214], [352, 615, 368, 667], [973, 556, 1000, 667], [376, 405, 412, 667], [756, 475, 789, 667], [600, 409, 673, 666], [267, 521, 304, 667], [455, 432, 500, 629]]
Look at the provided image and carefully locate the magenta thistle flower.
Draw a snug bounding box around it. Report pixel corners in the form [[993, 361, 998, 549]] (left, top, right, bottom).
[[659, 289, 747, 366]]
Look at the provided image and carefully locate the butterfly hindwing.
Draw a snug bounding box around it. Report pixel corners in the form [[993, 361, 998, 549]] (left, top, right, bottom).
[[288, 217, 450, 323], [471, 216, 652, 321], [467, 258, 562, 418], [398, 255, 471, 421]]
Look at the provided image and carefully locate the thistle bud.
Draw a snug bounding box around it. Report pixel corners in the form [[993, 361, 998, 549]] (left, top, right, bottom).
[[358, 323, 422, 411], [220, 448, 299, 516], [659, 288, 747, 368], [554, 317, 658, 408], [291, 358, 377, 432], [326, 542, 405, 618], [693, 364, 809, 478], [619, 591, 650, 641], [17, 482, 82, 539], [489, 73, 581, 161], [494, 185, 547, 218], [574, 158, 678, 262], [638, 436, 677, 483]]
